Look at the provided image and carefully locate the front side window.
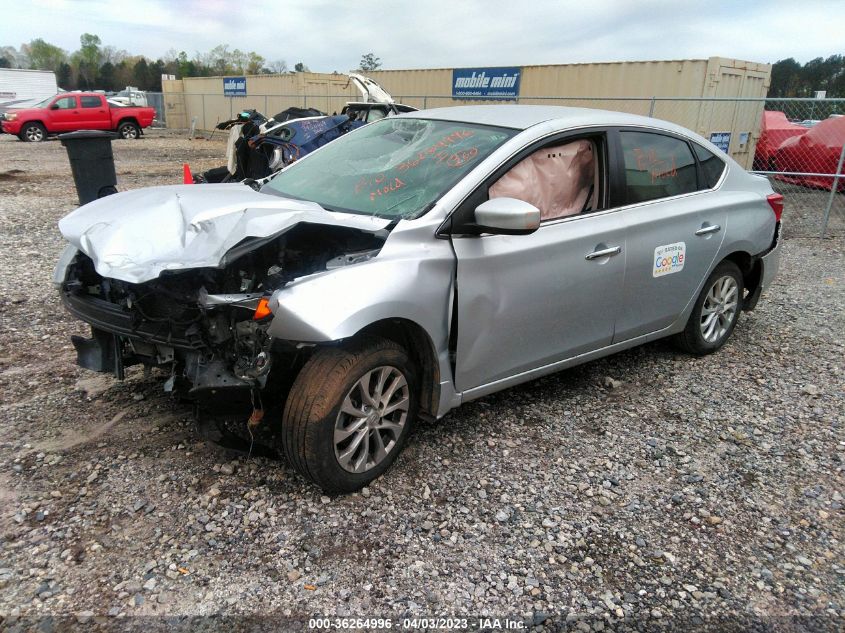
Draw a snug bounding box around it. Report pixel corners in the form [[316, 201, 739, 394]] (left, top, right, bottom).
[[489, 138, 599, 221], [263, 118, 517, 219], [53, 97, 77, 110], [620, 131, 697, 204], [80, 96, 101, 108]]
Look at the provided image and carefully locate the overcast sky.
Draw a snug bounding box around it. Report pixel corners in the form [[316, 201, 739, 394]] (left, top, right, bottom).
[[1, 0, 840, 70]]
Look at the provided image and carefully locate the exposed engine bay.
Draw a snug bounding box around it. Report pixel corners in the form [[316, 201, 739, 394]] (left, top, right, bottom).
[[60, 223, 386, 397]]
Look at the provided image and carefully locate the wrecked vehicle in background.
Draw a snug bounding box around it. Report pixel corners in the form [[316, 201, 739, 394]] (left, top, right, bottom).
[[195, 73, 417, 183], [772, 115, 845, 191], [55, 106, 782, 492], [197, 108, 363, 183]]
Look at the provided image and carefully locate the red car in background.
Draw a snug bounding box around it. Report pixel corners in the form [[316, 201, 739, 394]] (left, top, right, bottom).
[[753, 111, 807, 171], [0, 92, 155, 142], [773, 116, 845, 191]]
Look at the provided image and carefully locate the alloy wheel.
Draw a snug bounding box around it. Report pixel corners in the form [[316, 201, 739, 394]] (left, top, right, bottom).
[[334, 366, 409, 473], [700, 275, 739, 343]]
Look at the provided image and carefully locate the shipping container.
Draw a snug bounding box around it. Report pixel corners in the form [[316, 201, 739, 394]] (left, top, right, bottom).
[[162, 57, 771, 167]]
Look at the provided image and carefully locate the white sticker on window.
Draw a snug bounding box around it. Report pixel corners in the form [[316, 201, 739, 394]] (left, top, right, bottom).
[[653, 242, 686, 277]]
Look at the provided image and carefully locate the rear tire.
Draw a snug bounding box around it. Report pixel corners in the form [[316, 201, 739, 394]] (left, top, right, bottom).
[[20, 122, 46, 142], [117, 121, 140, 139], [281, 336, 418, 493], [675, 260, 743, 355]]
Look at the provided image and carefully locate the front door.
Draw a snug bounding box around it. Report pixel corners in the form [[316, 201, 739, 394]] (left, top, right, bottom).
[[49, 95, 79, 131], [452, 216, 626, 391], [451, 132, 625, 392]]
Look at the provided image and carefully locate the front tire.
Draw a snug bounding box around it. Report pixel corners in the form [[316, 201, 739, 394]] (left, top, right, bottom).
[[675, 260, 743, 355], [282, 336, 418, 492], [117, 121, 140, 139], [20, 122, 46, 142]]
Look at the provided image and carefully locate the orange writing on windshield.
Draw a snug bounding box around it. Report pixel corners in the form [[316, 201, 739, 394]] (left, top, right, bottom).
[[370, 177, 406, 202], [397, 130, 475, 172]]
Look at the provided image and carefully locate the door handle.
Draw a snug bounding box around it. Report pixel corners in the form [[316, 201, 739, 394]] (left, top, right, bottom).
[[695, 224, 721, 236], [585, 246, 622, 260]]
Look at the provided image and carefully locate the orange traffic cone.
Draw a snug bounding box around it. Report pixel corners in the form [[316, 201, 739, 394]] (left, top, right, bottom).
[[183, 163, 193, 184]]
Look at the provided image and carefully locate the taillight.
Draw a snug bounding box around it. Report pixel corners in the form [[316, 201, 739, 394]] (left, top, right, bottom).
[[767, 193, 784, 223]]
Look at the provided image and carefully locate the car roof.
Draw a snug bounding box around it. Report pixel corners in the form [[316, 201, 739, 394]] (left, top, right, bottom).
[[402, 104, 694, 136]]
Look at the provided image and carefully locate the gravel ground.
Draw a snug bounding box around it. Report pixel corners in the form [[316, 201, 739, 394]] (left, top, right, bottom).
[[0, 130, 843, 632]]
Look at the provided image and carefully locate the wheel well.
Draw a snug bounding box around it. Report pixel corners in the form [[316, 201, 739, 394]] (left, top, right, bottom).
[[118, 117, 139, 128], [722, 251, 761, 303], [21, 120, 45, 129], [356, 318, 440, 419]]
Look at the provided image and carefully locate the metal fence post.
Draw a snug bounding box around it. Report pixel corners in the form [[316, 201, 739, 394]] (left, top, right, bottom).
[[201, 94, 205, 130], [264, 95, 268, 115], [648, 96, 656, 118], [820, 143, 845, 238], [423, 96, 427, 109]]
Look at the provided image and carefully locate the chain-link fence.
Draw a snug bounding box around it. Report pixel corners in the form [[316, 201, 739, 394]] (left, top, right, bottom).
[[753, 98, 844, 239], [153, 91, 845, 238], [146, 92, 166, 126]]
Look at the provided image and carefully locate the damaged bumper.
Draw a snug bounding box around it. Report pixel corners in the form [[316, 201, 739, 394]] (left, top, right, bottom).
[[57, 250, 275, 397], [54, 190, 390, 399], [759, 221, 782, 294]]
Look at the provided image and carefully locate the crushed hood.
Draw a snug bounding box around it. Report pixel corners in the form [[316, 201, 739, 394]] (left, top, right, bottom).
[[58, 184, 391, 283]]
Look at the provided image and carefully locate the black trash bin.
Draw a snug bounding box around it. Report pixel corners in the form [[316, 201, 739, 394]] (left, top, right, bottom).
[[58, 130, 119, 205]]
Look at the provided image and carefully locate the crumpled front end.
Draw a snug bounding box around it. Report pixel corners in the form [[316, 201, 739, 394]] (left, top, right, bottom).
[[55, 220, 388, 398], [59, 249, 275, 396]]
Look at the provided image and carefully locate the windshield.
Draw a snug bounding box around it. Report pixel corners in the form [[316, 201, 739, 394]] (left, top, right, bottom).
[[33, 95, 56, 108], [262, 118, 516, 219]]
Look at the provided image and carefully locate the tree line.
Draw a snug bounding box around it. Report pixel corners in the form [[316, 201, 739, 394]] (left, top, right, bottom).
[[0, 34, 294, 92], [767, 55, 844, 98], [10, 35, 837, 99]]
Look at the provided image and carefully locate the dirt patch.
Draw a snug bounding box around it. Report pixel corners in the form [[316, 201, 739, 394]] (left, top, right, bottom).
[[0, 169, 26, 180]]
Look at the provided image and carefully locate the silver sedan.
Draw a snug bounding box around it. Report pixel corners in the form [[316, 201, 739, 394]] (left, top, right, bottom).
[[55, 105, 782, 491]]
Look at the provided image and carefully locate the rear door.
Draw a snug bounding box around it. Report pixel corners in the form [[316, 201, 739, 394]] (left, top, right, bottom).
[[612, 129, 728, 342], [48, 95, 79, 131], [79, 95, 109, 129]]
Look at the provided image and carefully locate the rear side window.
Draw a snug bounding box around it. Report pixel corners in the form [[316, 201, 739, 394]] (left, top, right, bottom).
[[693, 143, 726, 189], [80, 96, 101, 108], [620, 131, 697, 203]]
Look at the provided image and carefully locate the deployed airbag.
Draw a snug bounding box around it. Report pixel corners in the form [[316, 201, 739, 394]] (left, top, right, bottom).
[[489, 139, 596, 220]]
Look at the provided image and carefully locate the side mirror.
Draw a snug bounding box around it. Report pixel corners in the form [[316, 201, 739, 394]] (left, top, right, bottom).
[[50, 104, 60, 110], [472, 197, 541, 235]]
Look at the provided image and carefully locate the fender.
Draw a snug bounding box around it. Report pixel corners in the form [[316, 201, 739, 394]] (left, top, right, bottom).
[[267, 251, 454, 344]]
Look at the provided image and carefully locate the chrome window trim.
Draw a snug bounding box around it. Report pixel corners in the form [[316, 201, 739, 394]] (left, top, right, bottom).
[[616, 124, 729, 193], [439, 120, 734, 237]]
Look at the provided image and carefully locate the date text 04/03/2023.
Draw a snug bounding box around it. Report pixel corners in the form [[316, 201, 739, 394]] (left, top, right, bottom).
[[307, 616, 526, 630]]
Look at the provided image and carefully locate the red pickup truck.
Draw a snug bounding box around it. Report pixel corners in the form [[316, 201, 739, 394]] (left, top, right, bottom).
[[0, 92, 155, 142]]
